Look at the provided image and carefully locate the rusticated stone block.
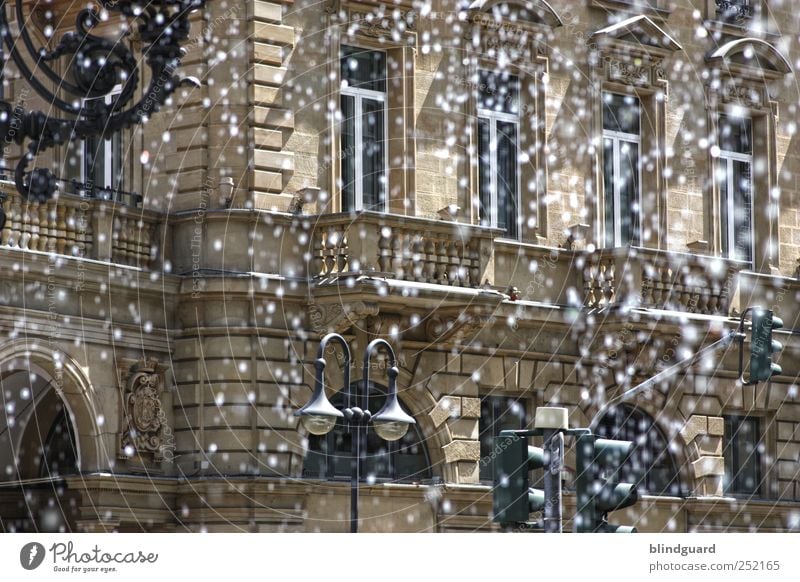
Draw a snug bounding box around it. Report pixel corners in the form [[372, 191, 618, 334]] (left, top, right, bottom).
[[429, 396, 461, 428], [443, 440, 480, 463], [692, 456, 724, 478], [680, 415, 707, 445], [461, 397, 481, 419]]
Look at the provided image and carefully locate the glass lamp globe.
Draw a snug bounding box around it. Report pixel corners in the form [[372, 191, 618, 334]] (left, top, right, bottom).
[[373, 419, 410, 441], [300, 413, 338, 436]]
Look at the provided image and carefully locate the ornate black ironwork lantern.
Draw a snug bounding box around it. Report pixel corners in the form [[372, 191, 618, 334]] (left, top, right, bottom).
[[0, 0, 206, 228]]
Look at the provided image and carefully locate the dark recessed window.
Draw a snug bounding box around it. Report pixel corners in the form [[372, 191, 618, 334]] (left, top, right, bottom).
[[39, 407, 78, 479], [302, 384, 431, 483], [724, 415, 762, 496], [596, 405, 682, 496]]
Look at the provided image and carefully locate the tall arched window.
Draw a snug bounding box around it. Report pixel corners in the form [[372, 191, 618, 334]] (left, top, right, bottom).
[[302, 384, 432, 484], [596, 405, 681, 496]]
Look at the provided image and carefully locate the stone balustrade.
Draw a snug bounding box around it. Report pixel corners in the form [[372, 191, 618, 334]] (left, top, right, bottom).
[[582, 246, 743, 315], [310, 212, 496, 288], [0, 181, 163, 269]]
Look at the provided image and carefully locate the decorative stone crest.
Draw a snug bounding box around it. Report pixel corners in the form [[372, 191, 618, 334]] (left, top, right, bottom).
[[120, 358, 164, 459]]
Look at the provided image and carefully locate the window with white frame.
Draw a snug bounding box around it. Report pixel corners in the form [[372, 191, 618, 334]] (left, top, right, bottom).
[[64, 86, 124, 198], [717, 114, 753, 263], [602, 92, 641, 248], [340, 46, 387, 212], [477, 69, 521, 239]]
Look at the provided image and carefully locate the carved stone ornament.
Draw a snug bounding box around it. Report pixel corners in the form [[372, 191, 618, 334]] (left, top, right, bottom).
[[607, 59, 652, 86], [309, 301, 380, 335], [120, 358, 164, 459], [327, 1, 418, 41]]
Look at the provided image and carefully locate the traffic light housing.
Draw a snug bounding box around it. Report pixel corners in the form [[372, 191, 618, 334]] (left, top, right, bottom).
[[575, 433, 638, 533], [493, 430, 545, 525], [750, 307, 783, 383]]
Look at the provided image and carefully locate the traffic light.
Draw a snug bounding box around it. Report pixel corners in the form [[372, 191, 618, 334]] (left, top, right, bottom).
[[493, 430, 545, 525], [574, 433, 638, 533], [750, 307, 784, 383]]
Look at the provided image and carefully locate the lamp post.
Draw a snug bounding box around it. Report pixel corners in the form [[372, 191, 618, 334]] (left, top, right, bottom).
[[295, 334, 416, 533]]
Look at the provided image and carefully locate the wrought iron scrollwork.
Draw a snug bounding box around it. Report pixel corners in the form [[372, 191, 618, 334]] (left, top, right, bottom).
[[0, 0, 205, 228]]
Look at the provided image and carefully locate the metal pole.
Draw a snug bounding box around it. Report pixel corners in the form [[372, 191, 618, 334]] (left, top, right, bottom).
[[589, 332, 737, 432], [350, 419, 360, 533], [542, 430, 564, 533]]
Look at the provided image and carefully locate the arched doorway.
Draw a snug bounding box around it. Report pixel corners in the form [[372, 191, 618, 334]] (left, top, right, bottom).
[[595, 404, 683, 497]]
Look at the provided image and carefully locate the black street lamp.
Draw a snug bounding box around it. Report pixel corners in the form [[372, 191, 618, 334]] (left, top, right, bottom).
[[295, 333, 416, 533], [0, 0, 205, 228]]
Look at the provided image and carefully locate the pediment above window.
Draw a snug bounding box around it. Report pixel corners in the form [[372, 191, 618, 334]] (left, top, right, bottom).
[[326, 0, 418, 44], [589, 15, 682, 58], [468, 0, 563, 29], [706, 38, 792, 81]]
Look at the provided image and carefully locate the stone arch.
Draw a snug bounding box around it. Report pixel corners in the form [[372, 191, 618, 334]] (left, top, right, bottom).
[[468, 0, 563, 28], [707, 38, 792, 80], [0, 340, 106, 475], [582, 378, 696, 498]]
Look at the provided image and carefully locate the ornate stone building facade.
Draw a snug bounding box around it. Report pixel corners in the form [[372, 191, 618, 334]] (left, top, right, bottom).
[[0, 0, 799, 532]]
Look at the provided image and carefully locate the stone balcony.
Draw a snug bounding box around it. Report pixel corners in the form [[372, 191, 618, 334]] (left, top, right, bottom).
[[2, 188, 797, 326], [0, 180, 165, 269]]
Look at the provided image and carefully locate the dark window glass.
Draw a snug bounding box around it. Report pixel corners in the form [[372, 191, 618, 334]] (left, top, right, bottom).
[[302, 385, 432, 484], [39, 407, 78, 479], [719, 115, 752, 155], [619, 140, 640, 245], [479, 396, 527, 482], [603, 93, 640, 135], [361, 97, 385, 210], [341, 46, 386, 92], [478, 118, 492, 227], [477, 70, 519, 115], [340, 95, 356, 211], [596, 405, 682, 496], [603, 138, 616, 248], [497, 121, 518, 238], [724, 416, 762, 496]]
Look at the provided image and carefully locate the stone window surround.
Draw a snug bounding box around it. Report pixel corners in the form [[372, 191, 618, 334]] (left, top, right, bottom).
[[721, 410, 778, 500], [586, 16, 679, 251], [463, 0, 559, 244], [703, 37, 791, 274], [324, 0, 417, 216]]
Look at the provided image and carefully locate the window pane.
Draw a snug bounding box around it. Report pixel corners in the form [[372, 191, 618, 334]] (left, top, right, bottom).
[[719, 159, 730, 257], [733, 160, 752, 262], [724, 416, 761, 495], [603, 92, 640, 135], [619, 140, 640, 245], [361, 97, 385, 210], [719, 115, 752, 154], [478, 70, 519, 115], [603, 138, 615, 247], [341, 46, 386, 92], [341, 94, 356, 211], [478, 118, 492, 227], [596, 406, 681, 496], [497, 121, 518, 238]]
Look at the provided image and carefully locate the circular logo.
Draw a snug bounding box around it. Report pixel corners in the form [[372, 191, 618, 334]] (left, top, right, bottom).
[[20, 542, 46, 570]]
